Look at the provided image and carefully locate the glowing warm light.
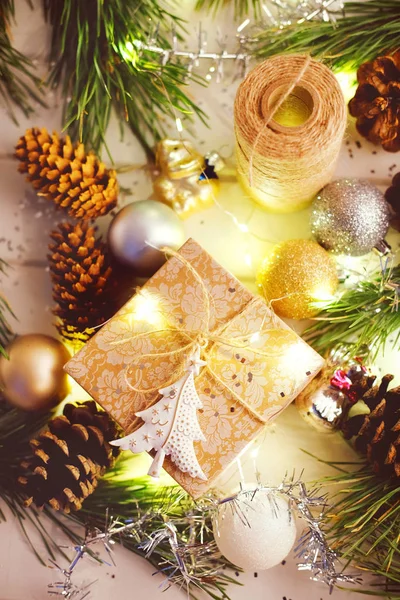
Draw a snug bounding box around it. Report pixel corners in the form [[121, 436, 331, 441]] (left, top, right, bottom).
[[175, 117, 183, 132], [335, 69, 357, 103], [237, 222, 249, 233], [280, 342, 314, 377], [110, 453, 176, 486], [312, 283, 336, 302], [130, 291, 164, 327], [250, 331, 260, 344], [237, 18, 250, 32], [120, 40, 137, 62], [251, 447, 259, 459], [244, 253, 253, 267]]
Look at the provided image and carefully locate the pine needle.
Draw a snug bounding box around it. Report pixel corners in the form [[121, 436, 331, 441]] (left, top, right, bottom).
[[320, 462, 400, 597], [304, 265, 400, 360], [195, 0, 262, 19], [43, 0, 208, 159], [252, 0, 400, 71], [0, 259, 15, 357], [0, 0, 45, 123], [0, 404, 237, 598]]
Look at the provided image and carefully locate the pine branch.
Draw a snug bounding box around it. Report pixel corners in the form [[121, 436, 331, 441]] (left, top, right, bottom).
[[1, 400, 236, 598], [0, 0, 45, 123], [195, 0, 262, 19], [321, 462, 400, 597], [252, 0, 400, 71], [304, 265, 400, 360], [43, 0, 208, 159], [0, 259, 15, 358]]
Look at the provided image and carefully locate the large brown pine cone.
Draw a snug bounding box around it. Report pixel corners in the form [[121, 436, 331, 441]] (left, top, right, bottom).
[[48, 221, 116, 344], [349, 51, 400, 152], [18, 401, 120, 512], [385, 171, 400, 231], [342, 374, 400, 479], [15, 127, 118, 219]]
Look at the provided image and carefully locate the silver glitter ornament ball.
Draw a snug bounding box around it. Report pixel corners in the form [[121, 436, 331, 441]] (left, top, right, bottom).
[[310, 179, 390, 256], [108, 200, 186, 276]]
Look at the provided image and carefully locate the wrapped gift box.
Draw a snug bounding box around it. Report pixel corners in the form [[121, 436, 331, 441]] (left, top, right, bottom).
[[65, 238, 324, 498]]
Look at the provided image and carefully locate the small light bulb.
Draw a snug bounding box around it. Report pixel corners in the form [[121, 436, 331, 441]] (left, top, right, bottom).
[[312, 284, 335, 302], [130, 292, 164, 326], [237, 18, 250, 32], [175, 118, 183, 132], [250, 332, 260, 344], [244, 253, 253, 267], [237, 222, 249, 233], [251, 447, 259, 459]]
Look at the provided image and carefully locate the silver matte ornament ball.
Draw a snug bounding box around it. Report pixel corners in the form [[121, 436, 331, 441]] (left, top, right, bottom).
[[310, 179, 390, 256], [108, 200, 186, 276]]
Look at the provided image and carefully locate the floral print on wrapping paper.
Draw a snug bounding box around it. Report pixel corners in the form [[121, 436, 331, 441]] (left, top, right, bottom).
[[65, 239, 324, 498]]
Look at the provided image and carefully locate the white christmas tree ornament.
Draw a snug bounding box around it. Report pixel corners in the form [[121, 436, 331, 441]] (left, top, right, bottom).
[[111, 345, 208, 480]]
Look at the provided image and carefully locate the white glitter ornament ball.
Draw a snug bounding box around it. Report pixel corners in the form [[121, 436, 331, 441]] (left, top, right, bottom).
[[311, 179, 390, 256], [213, 491, 297, 570]]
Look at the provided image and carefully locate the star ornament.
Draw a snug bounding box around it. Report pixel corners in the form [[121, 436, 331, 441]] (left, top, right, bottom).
[[187, 345, 207, 376]]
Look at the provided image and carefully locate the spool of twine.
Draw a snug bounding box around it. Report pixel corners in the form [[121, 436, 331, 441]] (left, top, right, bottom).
[[234, 55, 347, 213]]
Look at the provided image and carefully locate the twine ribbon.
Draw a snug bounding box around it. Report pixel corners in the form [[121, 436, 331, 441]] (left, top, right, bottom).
[[111, 246, 299, 425], [234, 54, 347, 212]]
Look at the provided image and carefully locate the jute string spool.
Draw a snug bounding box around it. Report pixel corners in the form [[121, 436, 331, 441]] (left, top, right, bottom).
[[234, 55, 347, 213]]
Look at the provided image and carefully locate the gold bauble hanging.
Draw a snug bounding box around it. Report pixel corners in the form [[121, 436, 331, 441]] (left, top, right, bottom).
[[153, 139, 221, 219], [257, 239, 338, 320], [0, 334, 71, 411]]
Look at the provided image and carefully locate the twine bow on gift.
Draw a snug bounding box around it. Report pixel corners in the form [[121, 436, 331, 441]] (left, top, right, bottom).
[[111, 246, 304, 426]]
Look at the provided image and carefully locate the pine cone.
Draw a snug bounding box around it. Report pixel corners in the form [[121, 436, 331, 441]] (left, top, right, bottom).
[[18, 401, 120, 512], [385, 172, 400, 231], [349, 51, 400, 152], [49, 221, 116, 344], [15, 127, 118, 219], [342, 374, 400, 479]]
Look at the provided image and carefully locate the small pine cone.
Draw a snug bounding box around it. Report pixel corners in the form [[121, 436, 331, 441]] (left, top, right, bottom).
[[349, 50, 400, 152], [18, 401, 120, 512], [15, 127, 118, 219], [341, 374, 400, 479], [49, 221, 116, 343]]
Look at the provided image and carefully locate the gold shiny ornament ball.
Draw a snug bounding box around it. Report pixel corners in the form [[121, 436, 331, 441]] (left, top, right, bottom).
[[0, 334, 71, 411], [257, 239, 338, 319]]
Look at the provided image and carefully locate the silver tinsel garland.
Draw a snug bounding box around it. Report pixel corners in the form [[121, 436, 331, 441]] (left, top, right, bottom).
[[47, 474, 359, 599], [136, 0, 344, 82]]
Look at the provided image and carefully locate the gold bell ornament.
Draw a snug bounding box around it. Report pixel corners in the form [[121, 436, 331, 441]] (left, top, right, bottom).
[[153, 139, 223, 219]]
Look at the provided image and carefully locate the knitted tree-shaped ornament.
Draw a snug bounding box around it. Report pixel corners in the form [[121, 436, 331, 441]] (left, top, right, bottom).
[[15, 127, 118, 219], [49, 221, 115, 344], [18, 401, 120, 512], [342, 374, 400, 479]]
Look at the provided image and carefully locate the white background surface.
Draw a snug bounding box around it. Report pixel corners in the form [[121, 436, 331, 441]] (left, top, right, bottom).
[[0, 1, 399, 599]]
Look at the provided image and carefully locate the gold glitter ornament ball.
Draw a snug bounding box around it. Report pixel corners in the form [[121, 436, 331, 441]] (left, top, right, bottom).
[[0, 334, 71, 411], [257, 239, 338, 319]]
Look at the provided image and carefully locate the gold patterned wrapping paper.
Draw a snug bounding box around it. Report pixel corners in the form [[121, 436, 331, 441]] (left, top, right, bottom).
[[65, 239, 324, 498]]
